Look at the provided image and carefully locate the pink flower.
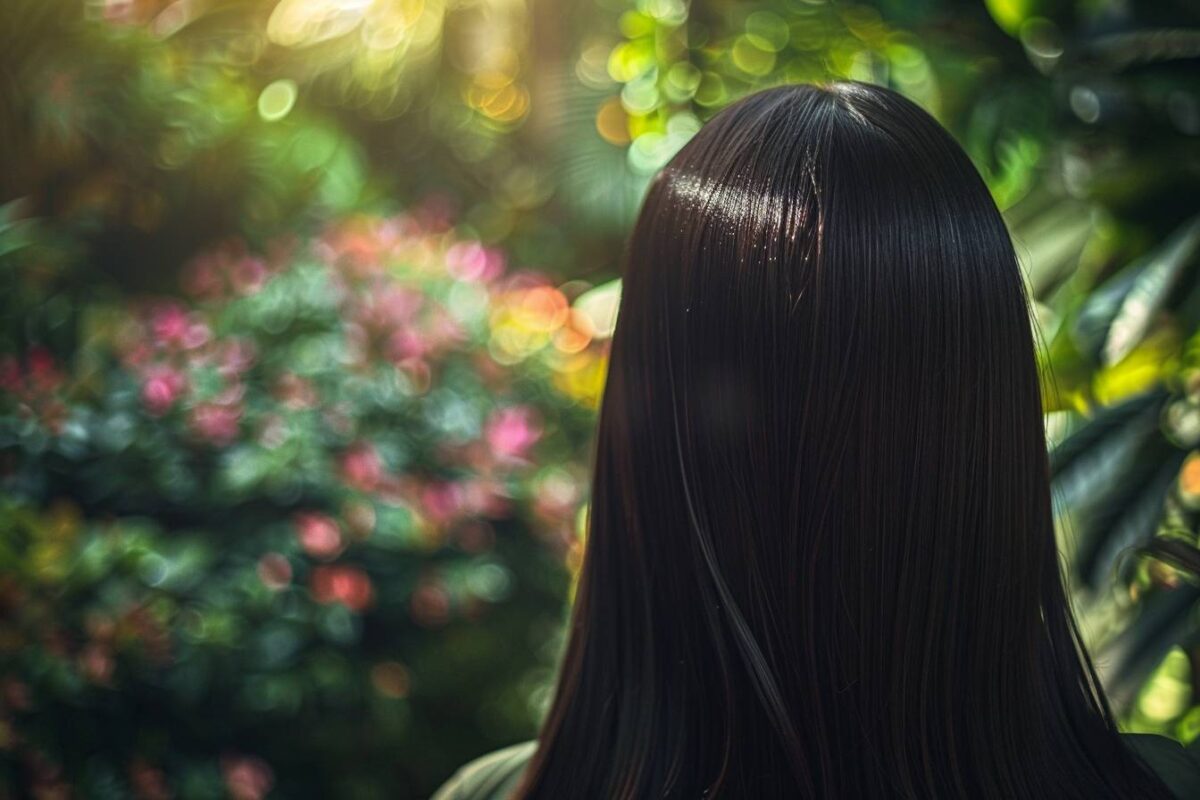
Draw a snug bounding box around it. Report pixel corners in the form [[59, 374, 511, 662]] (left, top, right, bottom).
[[293, 512, 344, 560], [0, 349, 64, 401], [182, 321, 211, 350], [79, 642, 114, 685], [183, 254, 223, 299], [310, 565, 374, 612], [256, 553, 292, 590], [221, 755, 274, 800], [484, 405, 542, 462], [26, 346, 61, 390], [365, 285, 423, 329], [275, 372, 317, 410], [414, 193, 455, 232], [446, 241, 504, 282], [102, 0, 144, 25], [121, 341, 153, 370], [189, 402, 241, 446], [212, 382, 246, 407], [462, 478, 513, 519], [387, 328, 429, 362], [129, 757, 170, 800], [341, 442, 383, 492], [141, 366, 187, 416], [217, 339, 256, 377], [0, 355, 20, 393], [149, 303, 191, 348], [533, 470, 582, 521], [320, 226, 383, 275], [430, 308, 467, 346], [410, 580, 451, 627], [232, 257, 267, 295], [396, 357, 431, 394], [420, 481, 464, 524]]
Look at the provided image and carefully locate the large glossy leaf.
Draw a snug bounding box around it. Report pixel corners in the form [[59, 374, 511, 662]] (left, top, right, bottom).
[[1049, 388, 1166, 479], [1104, 215, 1200, 367], [1006, 191, 1096, 300], [1073, 263, 1150, 366], [1094, 585, 1200, 713], [1057, 434, 1182, 589], [1081, 453, 1186, 590]]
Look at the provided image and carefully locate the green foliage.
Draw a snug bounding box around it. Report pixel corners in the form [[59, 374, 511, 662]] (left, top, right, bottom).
[[551, 0, 938, 234], [0, 0, 373, 297], [974, 2, 1200, 742]]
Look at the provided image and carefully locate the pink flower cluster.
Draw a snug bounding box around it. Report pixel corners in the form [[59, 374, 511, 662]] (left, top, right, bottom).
[[293, 512, 345, 561], [310, 565, 375, 612], [182, 238, 284, 302], [221, 754, 274, 800], [484, 405, 543, 464], [314, 213, 509, 390], [0, 346, 68, 432], [339, 278, 470, 386], [121, 300, 255, 446]]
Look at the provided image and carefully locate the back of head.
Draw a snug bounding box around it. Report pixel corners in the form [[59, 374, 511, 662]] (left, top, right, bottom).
[[517, 82, 1172, 799]]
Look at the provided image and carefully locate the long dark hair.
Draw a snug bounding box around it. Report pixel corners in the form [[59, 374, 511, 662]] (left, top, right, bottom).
[[516, 82, 1174, 798]]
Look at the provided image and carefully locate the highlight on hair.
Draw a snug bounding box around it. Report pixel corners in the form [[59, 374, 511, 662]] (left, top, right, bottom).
[[514, 82, 1175, 798]]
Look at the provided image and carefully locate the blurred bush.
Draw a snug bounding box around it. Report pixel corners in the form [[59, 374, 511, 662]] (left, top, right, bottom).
[[0, 208, 611, 797], [0, 2, 618, 796]]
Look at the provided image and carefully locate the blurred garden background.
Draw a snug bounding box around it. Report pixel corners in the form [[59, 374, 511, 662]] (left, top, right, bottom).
[[1, 0, 1199, 797]]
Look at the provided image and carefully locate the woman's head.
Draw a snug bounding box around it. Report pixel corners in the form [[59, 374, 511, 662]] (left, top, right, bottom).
[[518, 82, 1171, 799]]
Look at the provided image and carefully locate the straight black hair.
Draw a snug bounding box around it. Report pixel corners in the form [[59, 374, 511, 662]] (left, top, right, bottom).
[[515, 81, 1174, 798]]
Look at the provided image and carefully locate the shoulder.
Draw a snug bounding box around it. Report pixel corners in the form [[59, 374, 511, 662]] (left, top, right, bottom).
[[1120, 732, 1200, 799], [430, 740, 538, 800]]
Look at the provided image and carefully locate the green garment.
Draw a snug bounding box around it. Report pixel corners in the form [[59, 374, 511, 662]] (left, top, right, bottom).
[[430, 734, 1200, 799], [1122, 733, 1200, 799], [431, 741, 535, 800]]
